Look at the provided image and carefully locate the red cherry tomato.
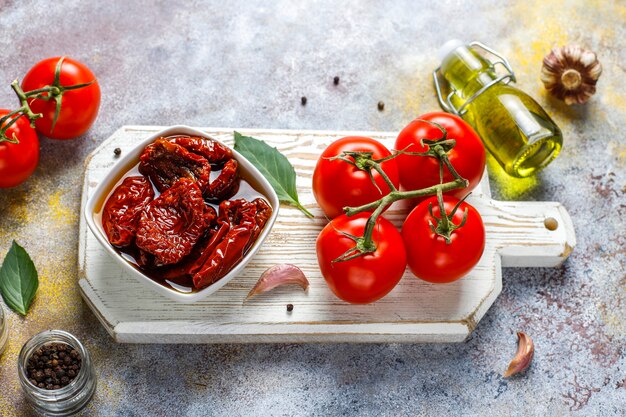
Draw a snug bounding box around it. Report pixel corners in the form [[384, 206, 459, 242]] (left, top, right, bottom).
[[316, 213, 406, 304], [22, 57, 100, 140], [0, 110, 39, 188], [394, 112, 485, 204], [313, 137, 400, 219], [402, 195, 485, 283]]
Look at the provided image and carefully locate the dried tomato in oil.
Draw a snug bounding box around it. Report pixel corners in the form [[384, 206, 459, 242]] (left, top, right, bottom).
[[192, 198, 272, 289], [205, 158, 240, 202], [169, 136, 232, 166], [139, 138, 211, 192], [135, 178, 215, 265], [102, 176, 154, 247]]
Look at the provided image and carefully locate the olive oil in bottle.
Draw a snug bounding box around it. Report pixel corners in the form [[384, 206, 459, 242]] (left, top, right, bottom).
[[434, 41, 562, 178]]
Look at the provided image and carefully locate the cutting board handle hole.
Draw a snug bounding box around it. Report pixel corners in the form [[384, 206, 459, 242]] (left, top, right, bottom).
[[544, 217, 559, 231]]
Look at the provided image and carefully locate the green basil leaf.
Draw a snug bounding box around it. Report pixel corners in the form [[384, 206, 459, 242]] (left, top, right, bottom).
[[234, 131, 313, 218], [0, 241, 39, 316]]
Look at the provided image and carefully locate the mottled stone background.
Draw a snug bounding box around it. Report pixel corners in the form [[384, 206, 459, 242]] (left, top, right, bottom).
[[0, 0, 624, 416]]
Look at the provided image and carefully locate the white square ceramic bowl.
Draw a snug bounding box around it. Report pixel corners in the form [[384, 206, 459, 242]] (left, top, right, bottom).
[[84, 125, 280, 303]]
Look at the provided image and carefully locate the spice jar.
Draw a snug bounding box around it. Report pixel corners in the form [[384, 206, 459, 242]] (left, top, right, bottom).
[[0, 305, 8, 355], [434, 40, 563, 177], [18, 330, 96, 416]]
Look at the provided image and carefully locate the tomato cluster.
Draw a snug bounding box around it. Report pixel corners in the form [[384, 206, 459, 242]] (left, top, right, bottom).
[[0, 57, 100, 188], [313, 112, 487, 304]]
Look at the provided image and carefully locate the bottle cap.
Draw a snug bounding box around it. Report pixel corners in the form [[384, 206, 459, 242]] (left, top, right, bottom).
[[438, 39, 466, 61]]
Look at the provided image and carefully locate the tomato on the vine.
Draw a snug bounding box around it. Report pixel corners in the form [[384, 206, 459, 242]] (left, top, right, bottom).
[[316, 212, 406, 304], [402, 195, 485, 283], [0, 110, 39, 188], [394, 112, 485, 203], [312, 136, 400, 219], [22, 57, 100, 140]]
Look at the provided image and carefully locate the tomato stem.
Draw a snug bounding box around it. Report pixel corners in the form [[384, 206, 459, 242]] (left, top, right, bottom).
[[428, 188, 470, 244], [359, 197, 388, 250], [11, 80, 43, 128], [366, 159, 397, 192], [344, 178, 467, 216], [0, 109, 24, 144], [0, 81, 46, 143]]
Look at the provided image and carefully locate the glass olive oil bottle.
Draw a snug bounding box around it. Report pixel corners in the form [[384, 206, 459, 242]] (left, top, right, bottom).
[[434, 41, 562, 177]]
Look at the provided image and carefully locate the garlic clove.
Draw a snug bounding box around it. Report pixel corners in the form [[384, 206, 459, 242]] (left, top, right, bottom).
[[541, 44, 602, 105], [503, 331, 534, 377], [245, 264, 310, 302]]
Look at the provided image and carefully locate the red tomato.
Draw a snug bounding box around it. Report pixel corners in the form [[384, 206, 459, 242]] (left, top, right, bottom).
[[316, 213, 406, 303], [22, 57, 100, 140], [394, 112, 485, 203], [313, 137, 400, 219], [402, 195, 485, 283], [0, 110, 39, 188]]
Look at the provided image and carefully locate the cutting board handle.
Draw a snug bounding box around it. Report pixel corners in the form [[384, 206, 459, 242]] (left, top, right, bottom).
[[489, 200, 576, 268]]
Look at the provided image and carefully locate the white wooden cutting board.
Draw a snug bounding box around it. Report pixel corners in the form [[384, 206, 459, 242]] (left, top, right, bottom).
[[78, 126, 576, 343]]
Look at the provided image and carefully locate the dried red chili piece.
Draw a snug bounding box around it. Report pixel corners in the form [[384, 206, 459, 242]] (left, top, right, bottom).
[[102, 176, 154, 247], [135, 179, 212, 265], [192, 198, 273, 289], [205, 158, 240, 202], [138, 138, 211, 192], [169, 136, 232, 167]]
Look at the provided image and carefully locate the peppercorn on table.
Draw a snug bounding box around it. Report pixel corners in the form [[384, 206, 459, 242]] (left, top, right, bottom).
[[0, 1, 624, 416]]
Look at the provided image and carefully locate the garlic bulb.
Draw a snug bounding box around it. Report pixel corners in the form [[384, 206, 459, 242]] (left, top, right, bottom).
[[541, 45, 602, 105]]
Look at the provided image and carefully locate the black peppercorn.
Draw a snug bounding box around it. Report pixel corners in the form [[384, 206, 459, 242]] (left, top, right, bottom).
[[114, 147, 122, 156], [377, 101, 385, 111], [286, 304, 294, 312], [333, 76, 340, 85], [27, 343, 82, 390], [301, 96, 307, 106]]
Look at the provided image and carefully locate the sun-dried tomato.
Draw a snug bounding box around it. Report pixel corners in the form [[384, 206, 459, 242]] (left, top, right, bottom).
[[138, 138, 211, 192], [159, 221, 230, 280], [247, 198, 273, 251], [135, 178, 214, 265], [192, 198, 272, 289], [169, 136, 232, 167], [205, 158, 240, 202], [102, 176, 154, 247]]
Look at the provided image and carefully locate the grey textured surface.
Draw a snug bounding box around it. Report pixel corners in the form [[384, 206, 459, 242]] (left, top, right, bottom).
[[0, 0, 625, 416]]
